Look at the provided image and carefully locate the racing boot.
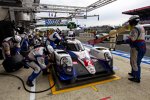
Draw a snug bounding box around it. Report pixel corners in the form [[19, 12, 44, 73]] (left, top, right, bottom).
[[26, 80, 34, 87], [128, 73, 134, 77], [128, 78, 140, 83], [42, 69, 50, 75]]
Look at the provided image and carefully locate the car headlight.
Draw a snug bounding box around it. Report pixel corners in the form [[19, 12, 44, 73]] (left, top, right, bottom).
[[60, 57, 69, 65], [104, 52, 112, 61], [62, 63, 73, 73], [66, 66, 72, 72], [60, 57, 73, 73]]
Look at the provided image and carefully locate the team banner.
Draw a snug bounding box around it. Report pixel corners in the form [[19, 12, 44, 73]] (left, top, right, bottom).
[[45, 19, 68, 26], [45, 19, 61, 25]]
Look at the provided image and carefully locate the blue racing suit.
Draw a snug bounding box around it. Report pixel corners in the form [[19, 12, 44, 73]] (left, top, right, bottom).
[[46, 32, 62, 49], [125, 25, 146, 80]]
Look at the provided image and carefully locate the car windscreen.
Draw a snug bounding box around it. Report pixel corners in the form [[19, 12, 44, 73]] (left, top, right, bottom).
[[67, 43, 85, 51]]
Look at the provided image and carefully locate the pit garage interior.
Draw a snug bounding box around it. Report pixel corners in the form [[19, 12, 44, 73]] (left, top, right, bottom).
[[0, 0, 150, 100]]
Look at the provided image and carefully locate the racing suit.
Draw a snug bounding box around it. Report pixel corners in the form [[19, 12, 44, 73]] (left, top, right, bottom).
[[46, 32, 62, 49], [2, 37, 21, 59], [125, 25, 146, 80], [26, 47, 48, 85], [109, 29, 118, 50]]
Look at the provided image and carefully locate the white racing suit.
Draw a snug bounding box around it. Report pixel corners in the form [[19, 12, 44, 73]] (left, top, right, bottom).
[[2, 37, 21, 59], [46, 32, 62, 49], [125, 25, 146, 80], [25, 47, 48, 83]]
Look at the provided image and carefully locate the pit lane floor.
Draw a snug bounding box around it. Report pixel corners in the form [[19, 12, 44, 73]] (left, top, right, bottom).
[[0, 52, 150, 100]]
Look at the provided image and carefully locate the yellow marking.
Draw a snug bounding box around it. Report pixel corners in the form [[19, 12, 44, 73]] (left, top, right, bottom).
[[49, 75, 121, 95], [49, 74, 56, 93], [91, 86, 98, 92]]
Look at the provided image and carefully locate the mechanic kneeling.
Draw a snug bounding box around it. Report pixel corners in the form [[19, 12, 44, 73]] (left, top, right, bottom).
[[25, 45, 54, 87], [2, 35, 22, 59]]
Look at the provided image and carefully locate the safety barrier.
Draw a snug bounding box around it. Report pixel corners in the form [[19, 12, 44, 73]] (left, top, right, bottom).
[[79, 33, 94, 38]]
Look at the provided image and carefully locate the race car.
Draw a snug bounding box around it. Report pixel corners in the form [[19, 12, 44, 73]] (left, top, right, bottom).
[[53, 38, 115, 83], [88, 46, 113, 67]]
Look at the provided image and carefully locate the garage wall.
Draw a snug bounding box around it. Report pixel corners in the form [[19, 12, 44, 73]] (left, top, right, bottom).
[[22, 0, 34, 7], [0, 7, 9, 21]]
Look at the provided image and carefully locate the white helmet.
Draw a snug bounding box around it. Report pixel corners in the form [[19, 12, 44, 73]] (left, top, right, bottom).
[[12, 35, 22, 43], [45, 45, 54, 54], [56, 28, 61, 33], [129, 15, 140, 21]]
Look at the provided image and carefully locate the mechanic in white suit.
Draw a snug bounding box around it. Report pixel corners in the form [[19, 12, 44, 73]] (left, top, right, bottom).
[[25, 45, 54, 87], [117, 15, 146, 83], [2, 35, 22, 59], [46, 28, 62, 49]]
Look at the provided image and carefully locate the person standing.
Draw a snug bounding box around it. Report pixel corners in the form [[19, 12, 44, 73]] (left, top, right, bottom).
[[109, 26, 118, 51], [117, 15, 146, 83]]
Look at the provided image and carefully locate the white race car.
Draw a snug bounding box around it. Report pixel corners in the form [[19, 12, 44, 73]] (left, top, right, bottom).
[[53, 38, 115, 83]]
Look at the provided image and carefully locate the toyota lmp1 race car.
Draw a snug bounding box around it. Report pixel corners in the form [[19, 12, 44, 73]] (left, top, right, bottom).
[[53, 37, 115, 83]]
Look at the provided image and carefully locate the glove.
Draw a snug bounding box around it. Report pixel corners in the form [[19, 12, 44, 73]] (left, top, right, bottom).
[[116, 40, 125, 45]]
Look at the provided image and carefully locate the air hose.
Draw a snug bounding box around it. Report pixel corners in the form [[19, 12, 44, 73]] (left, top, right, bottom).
[[0, 73, 55, 93]]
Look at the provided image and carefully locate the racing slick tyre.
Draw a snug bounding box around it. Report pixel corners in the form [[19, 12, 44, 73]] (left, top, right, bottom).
[[2, 54, 24, 72]]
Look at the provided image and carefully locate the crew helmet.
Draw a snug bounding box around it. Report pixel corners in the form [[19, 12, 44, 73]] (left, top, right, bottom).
[[129, 15, 140, 22], [12, 35, 22, 43], [56, 28, 61, 34], [45, 45, 54, 54]]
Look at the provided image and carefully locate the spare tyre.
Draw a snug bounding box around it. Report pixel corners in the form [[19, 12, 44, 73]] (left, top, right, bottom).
[[2, 54, 24, 72]]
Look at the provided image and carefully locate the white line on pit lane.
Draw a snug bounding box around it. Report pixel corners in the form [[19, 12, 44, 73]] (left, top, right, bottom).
[[30, 79, 36, 100]]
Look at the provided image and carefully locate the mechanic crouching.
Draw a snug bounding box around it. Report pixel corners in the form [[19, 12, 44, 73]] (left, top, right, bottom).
[[2, 35, 22, 59], [46, 28, 62, 49], [25, 45, 54, 87], [117, 15, 146, 83]]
